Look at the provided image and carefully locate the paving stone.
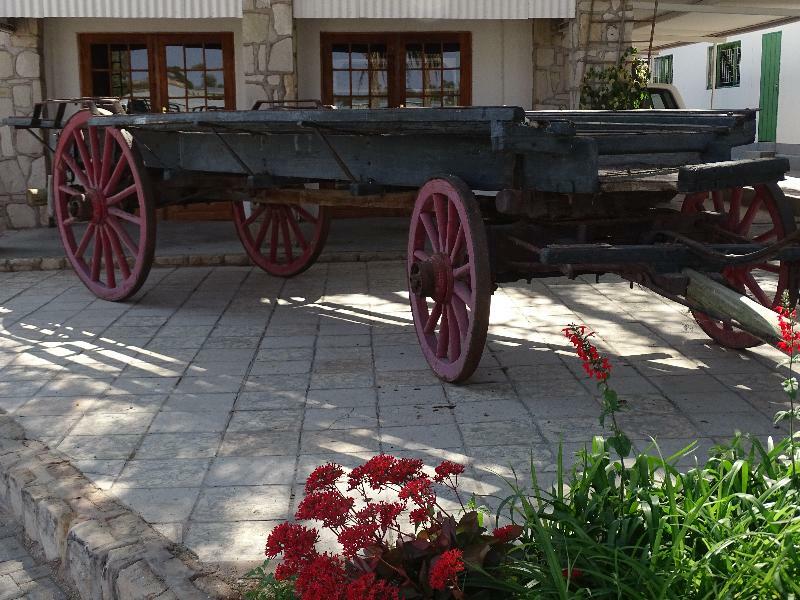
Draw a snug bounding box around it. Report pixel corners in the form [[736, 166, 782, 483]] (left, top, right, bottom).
[[183, 521, 274, 563], [148, 411, 230, 433], [377, 385, 446, 406], [135, 433, 222, 459], [380, 424, 462, 452], [191, 486, 291, 521], [114, 487, 201, 523], [114, 459, 211, 488], [205, 455, 296, 486], [70, 412, 155, 435], [306, 388, 376, 408], [303, 407, 377, 430], [379, 403, 456, 427], [226, 410, 302, 432], [299, 429, 379, 455], [219, 431, 299, 457], [162, 393, 235, 412], [234, 390, 305, 411]]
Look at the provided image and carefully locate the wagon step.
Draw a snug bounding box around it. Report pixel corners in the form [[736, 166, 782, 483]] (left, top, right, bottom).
[[539, 242, 800, 272]]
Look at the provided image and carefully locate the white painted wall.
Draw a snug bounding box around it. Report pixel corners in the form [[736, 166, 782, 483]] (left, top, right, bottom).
[[42, 18, 247, 109], [668, 21, 800, 146], [295, 18, 533, 108]]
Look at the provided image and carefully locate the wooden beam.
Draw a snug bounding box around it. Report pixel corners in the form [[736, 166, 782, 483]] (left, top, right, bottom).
[[632, 1, 800, 17], [683, 268, 782, 346], [250, 188, 418, 210]]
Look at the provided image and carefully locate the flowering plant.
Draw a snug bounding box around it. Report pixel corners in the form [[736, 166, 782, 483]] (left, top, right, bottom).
[[775, 292, 800, 477], [263, 455, 522, 599]]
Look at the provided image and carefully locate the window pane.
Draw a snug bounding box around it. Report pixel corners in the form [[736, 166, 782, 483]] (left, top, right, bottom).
[[351, 71, 369, 95], [443, 43, 460, 68], [90, 44, 109, 69], [166, 68, 188, 97], [333, 96, 351, 108], [205, 44, 223, 69], [424, 43, 442, 68], [207, 98, 225, 109], [167, 99, 186, 112], [406, 44, 423, 69], [424, 94, 442, 107], [130, 45, 148, 70], [405, 97, 423, 108], [111, 73, 130, 96], [351, 44, 368, 69], [406, 70, 423, 94], [91, 71, 110, 95], [332, 44, 350, 69], [369, 45, 387, 69], [425, 70, 442, 91], [370, 97, 388, 108], [131, 71, 149, 97], [186, 45, 204, 69], [110, 45, 129, 70], [205, 70, 224, 96], [166, 45, 184, 69], [351, 96, 369, 109], [333, 71, 350, 95], [188, 97, 206, 111], [370, 71, 388, 95], [186, 71, 205, 93], [443, 95, 459, 107], [443, 70, 460, 94]]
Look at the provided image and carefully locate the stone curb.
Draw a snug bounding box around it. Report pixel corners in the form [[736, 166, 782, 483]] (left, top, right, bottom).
[[0, 251, 406, 273], [0, 414, 235, 600]]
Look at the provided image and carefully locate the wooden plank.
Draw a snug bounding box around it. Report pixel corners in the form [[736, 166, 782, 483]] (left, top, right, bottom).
[[249, 188, 417, 209], [684, 268, 782, 346], [677, 157, 789, 192]]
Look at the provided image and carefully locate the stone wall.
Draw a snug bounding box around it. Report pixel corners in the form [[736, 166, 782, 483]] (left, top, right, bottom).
[[241, 0, 297, 110], [0, 19, 46, 231], [532, 0, 634, 109]]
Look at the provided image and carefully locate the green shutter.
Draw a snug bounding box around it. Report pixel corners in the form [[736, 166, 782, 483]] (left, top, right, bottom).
[[758, 32, 782, 143]]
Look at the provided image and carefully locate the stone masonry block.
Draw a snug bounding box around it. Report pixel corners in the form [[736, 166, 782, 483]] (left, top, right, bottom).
[[101, 543, 151, 599], [115, 561, 168, 599], [242, 12, 271, 45], [273, 3, 293, 36], [6, 203, 38, 228], [268, 37, 293, 72], [34, 498, 75, 561], [64, 520, 122, 600], [0, 51, 12, 78], [15, 51, 39, 78], [20, 483, 50, 544]]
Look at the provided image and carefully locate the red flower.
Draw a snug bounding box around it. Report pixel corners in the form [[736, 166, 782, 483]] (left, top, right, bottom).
[[492, 524, 522, 544], [345, 573, 400, 600], [429, 549, 465, 590], [265, 523, 318, 578], [295, 554, 348, 600], [337, 522, 380, 557], [398, 477, 435, 509], [563, 324, 612, 382], [409, 507, 431, 526], [305, 463, 344, 494], [387, 457, 424, 484], [777, 307, 800, 354], [348, 455, 397, 490], [562, 567, 583, 580], [296, 491, 354, 528], [434, 460, 465, 482], [356, 502, 405, 532]]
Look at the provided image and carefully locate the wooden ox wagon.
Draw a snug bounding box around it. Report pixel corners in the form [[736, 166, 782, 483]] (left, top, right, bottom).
[[5, 99, 800, 382]]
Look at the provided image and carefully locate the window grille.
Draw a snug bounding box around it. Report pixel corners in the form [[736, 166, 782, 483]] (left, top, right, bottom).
[[652, 55, 673, 84], [716, 42, 741, 88]]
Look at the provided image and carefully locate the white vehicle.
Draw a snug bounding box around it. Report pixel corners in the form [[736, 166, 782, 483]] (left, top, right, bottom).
[[647, 83, 685, 109]]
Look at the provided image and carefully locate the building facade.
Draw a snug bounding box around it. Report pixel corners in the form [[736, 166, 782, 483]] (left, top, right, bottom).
[[0, 0, 632, 230], [654, 21, 800, 168]]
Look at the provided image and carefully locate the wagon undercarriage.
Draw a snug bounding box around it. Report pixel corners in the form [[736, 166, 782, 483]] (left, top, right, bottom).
[[5, 99, 799, 381]]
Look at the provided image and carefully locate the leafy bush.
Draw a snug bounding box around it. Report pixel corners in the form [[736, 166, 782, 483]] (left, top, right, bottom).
[[580, 47, 651, 110]]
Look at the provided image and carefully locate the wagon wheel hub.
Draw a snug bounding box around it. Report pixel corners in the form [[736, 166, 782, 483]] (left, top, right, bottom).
[[86, 189, 108, 224], [409, 252, 454, 303], [67, 193, 93, 222]]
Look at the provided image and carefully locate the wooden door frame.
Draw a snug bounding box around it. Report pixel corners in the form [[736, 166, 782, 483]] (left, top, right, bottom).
[[78, 32, 236, 111], [320, 31, 472, 107]]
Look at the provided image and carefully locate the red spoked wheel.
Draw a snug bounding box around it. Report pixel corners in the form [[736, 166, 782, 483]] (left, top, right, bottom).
[[53, 110, 155, 302], [682, 183, 800, 348], [408, 176, 491, 383], [232, 200, 331, 277]]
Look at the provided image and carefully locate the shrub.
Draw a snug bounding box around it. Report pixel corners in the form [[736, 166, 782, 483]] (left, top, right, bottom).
[[580, 47, 651, 110]]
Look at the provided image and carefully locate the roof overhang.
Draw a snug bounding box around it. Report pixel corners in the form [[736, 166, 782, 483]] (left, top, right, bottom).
[[633, 1, 800, 51], [0, 0, 243, 18], [293, 0, 576, 19]]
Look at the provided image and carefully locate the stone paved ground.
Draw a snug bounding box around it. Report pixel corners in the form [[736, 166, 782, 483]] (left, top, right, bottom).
[[0, 263, 790, 571], [0, 504, 75, 599]]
